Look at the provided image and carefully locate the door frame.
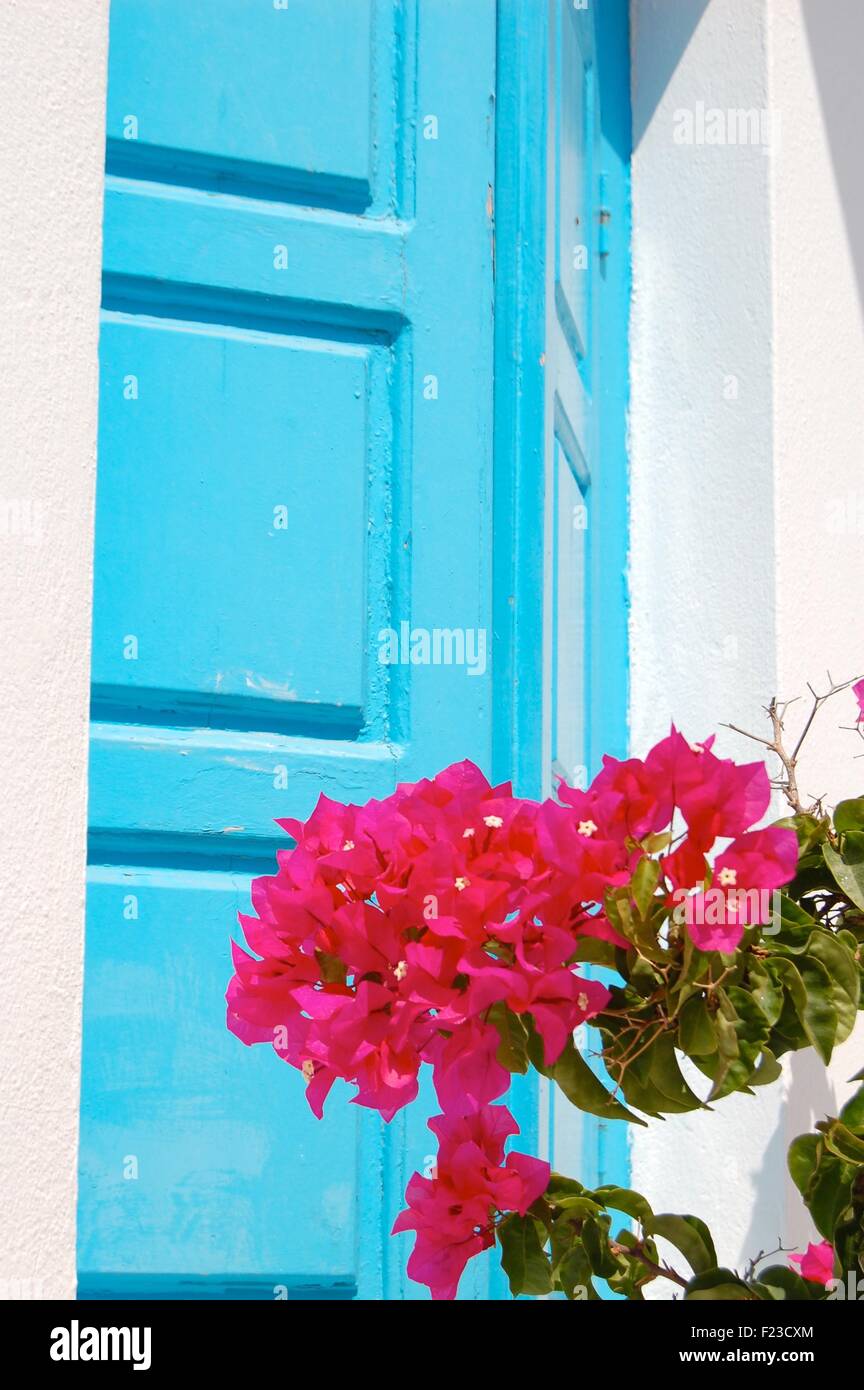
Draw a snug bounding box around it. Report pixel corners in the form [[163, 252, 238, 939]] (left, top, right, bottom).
[[493, 0, 632, 1200]]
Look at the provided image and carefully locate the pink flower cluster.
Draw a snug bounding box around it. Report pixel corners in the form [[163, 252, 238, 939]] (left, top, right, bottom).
[[226, 729, 799, 1297], [393, 1104, 549, 1299], [548, 728, 797, 952], [227, 758, 612, 1123]]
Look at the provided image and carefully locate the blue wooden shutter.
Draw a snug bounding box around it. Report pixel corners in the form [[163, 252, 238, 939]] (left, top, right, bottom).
[[78, 0, 631, 1300], [79, 0, 499, 1301]]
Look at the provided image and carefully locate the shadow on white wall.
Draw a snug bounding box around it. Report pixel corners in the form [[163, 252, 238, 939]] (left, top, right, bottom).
[[802, 0, 864, 323]]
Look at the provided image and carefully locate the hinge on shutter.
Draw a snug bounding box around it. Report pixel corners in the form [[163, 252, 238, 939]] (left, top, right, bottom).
[[598, 172, 611, 258]]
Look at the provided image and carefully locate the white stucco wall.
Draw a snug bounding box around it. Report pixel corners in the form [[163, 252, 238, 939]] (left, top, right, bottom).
[[0, 0, 861, 1301], [770, 1, 864, 822], [0, 0, 108, 1299], [630, 0, 864, 1283], [769, 0, 864, 1245]]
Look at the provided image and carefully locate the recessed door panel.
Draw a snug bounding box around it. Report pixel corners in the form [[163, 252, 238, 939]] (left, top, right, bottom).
[[106, 0, 379, 205], [93, 318, 370, 719]]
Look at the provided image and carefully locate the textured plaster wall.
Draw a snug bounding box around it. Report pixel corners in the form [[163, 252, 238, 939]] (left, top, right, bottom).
[[1, 0, 861, 1301], [769, 0, 864, 1239], [0, 0, 108, 1299], [629, 0, 783, 1280], [630, 0, 864, 1283]]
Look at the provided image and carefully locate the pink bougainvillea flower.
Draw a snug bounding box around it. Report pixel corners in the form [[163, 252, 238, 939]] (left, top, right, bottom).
[[461, 950, 610, 1066], [684, 824, 799, 953], [575, 753, 671, 842], [227, 761, 558, 1122], [227, 740, 785, 1125], [643, 727, 771, 851], [682, 901, 745, 953], [292, 978, 430, 1120], [226, 939, 314, 1045], [788, 1240, 835, 1286], [392, 1104, 551, 1300], [714, 826, 800, 897], [393, 1169, 495, 1301], [661, 836, 708, 891], [854, 678, 864, 723], [424, 1019, 511, 1115], [538, 798, 635, 902]]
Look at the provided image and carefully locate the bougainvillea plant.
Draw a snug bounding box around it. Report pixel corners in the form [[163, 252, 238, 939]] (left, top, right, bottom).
[[226, 679, 864, 1300]]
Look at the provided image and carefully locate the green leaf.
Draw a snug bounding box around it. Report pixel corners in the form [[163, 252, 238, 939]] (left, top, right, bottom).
[[798, 957, 839, 1063], [554, 1243, 598, 1301], [832, 1207, 864, 1279], [581, 1216, 619, 1279], [771, 957, 836, 1063], [649, 1213, 717, 1275], [840, 1081, 864, 1132], [707, 988, 769, 1099], [746, 960, 785, 1027], [806, 1154, 857, 1240], [771, 894, 819, 950], [766, 966, 809, 1055], [755, 1265, 817, 1302], [818, 1117, 864, 1165], [748, 1048, 783, 1087], [591, 1185, 655, 1228], [629, 951, 662, 997], [679, 995, 717, 1056], [545, 1173, 585, 1199], [834, 799, 864, 834], [824, 841, 864, 912], [605, 1231, 655, 1299], [315, 949, 348, 984], [784, 812, 830, 855], [605, 886, 667, 962], [837, 928, 863, 971], [702, 1006, 741, 1100], [788, 1133, 821, 1199], [532, 1030, 647, 1126], [568, 937, 619, 969], [644, 1033, 705, 1111], [488, 1002, 530, 1075], [614, 1031, 704, 1116], [674, 931, 712, 993], [631, 857, 661, 919], [497, 1213, 553, 1297], [684, 1268, 755, 1301], [806, 931, 860, 1044], [640, 831, 673, 855], [549, 1194, 605, 1219]]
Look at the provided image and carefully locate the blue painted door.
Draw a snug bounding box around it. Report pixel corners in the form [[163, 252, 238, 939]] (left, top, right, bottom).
[[79, 0, 630, 1299]]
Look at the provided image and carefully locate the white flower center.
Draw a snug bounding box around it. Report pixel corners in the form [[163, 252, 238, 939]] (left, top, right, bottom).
[[483, 814, 504, 828], [342, 840, 355, 851], [719, 866, 738, 887], [577, 992, 589, 1011], [454, 876, 470, 892], [393, 960, 408, 981], [301, 1060, 315, 1081], [462, 827, 475, 838], [577, 819, 598, 838]]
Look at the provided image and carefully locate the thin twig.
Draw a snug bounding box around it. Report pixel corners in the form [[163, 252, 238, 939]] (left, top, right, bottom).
[[722, 671, 863, 815], [744, 1239, 795, 1283]]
